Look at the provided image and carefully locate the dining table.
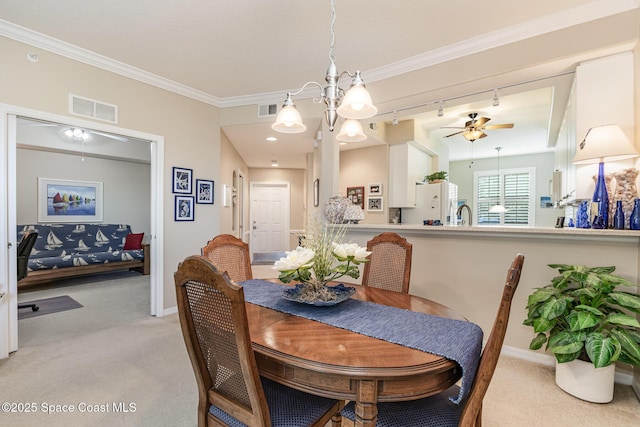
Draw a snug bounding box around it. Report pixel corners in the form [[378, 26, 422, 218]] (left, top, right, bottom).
[[241, 279, 483, 427]]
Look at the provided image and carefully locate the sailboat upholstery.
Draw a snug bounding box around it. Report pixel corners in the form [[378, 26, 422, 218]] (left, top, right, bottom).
[[16, 223, 149, 286]]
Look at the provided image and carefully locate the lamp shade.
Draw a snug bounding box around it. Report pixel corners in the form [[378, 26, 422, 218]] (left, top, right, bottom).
[[336, 119, 367, 142], [343, 203, 364, 223], [573, 124, 638, 164], [337, 85, 377, 119], [489, 204, 507, 213], [272, 104, 307, 133]]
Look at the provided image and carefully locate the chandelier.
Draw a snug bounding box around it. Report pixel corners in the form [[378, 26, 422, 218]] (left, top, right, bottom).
[[271, 0, 377, 142]]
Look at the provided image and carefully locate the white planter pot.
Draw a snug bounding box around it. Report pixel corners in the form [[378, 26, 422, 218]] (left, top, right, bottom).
[[555, 358, 615, 403]]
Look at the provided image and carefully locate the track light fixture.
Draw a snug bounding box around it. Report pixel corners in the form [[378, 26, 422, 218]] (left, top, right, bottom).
[[271, 0, 376, 142], [492, 89, 500, 107], [437, 101, 444, 117]]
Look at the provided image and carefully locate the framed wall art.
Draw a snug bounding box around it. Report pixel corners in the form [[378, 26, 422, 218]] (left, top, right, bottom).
[[346, 186, 365, 209], [368, 183, 382, 196], [38, 178, 103, 223], [196, 179, 214, 204], [175, 195, 195, 221], [172, 166, 193, 194], [367, 196, 384, 212]]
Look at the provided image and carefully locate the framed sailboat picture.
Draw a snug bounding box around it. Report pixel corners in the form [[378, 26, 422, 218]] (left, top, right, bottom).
[[37, 178, 104, 223]]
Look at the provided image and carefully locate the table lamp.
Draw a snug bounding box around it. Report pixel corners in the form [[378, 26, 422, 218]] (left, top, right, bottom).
[[343, 203, 365, 224], [573, 124, 639, 229]]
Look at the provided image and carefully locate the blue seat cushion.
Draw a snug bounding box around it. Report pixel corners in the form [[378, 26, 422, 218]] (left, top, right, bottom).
[[341, 385, 463, 427], [208, 377, 338, 427]]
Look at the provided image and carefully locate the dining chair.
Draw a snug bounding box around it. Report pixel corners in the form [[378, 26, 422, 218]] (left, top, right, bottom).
[[201, 234, 253, 282], [175, 255, 343, 427], [342, 253, 525, 427], [361, 232, 412, 293]]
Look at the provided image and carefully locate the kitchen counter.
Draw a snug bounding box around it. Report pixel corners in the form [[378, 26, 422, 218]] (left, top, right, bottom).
[[343, 222, 640, 382]]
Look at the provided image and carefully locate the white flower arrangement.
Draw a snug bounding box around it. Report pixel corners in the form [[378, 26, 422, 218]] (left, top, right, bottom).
[[273, 221, 371, 302]]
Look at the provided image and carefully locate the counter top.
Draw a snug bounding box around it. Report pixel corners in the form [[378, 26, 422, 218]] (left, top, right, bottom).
[[345, 223, 640, 241]]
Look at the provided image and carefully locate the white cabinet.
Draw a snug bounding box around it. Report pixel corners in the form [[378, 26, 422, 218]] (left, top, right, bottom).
[[389, 142, 431, 207]]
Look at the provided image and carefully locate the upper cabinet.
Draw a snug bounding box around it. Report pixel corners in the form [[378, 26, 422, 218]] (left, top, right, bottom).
[[389, 142, 431, 207]]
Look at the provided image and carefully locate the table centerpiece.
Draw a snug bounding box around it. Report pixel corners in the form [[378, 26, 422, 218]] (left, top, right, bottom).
[[273, 221, 371, 305]]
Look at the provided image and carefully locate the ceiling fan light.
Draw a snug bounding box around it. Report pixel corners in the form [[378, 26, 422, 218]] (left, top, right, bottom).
[[336, 119, 367, 142], [272, 104, 306, 133], [464, 130, 484, 141], [337, 85, 377, 119]]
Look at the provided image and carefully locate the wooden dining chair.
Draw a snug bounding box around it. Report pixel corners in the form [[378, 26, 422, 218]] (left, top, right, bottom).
[[201, 234, 253, 282], [361, 232, 412, 293], [342, 253, 525, 427], [175, 255, 343, 427]]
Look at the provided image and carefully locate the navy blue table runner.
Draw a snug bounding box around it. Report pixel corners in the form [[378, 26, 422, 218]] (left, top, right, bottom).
[[241, 280, 483, 404]]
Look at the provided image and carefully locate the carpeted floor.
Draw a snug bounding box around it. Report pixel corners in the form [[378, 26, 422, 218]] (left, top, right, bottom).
[[1, 269, 639, 426]]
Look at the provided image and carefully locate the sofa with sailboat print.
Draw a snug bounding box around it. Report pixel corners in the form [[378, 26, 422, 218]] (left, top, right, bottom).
[[17, 223, 149, 287]]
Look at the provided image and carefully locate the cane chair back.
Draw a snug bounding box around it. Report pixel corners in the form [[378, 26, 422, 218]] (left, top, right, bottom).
[[201, 234, 253, 282], [342, 253, 524, 427], [175, 256, 342, 427], [361, 232, 412, 293]]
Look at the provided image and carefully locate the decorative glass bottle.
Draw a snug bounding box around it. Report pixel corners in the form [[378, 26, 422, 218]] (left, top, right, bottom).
[[613, 200, 625, 230], [591, 162, 609, 229], [630, 199, 640, 230]]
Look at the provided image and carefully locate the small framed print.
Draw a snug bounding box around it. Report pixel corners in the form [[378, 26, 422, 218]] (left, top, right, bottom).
[[368, 183, 382, 196], [196, 179, 214, 204], [172, 167, 193, 194], [347, 186, 365, 209], [367, 196, 384, 212], [175, 196, 195, 221]]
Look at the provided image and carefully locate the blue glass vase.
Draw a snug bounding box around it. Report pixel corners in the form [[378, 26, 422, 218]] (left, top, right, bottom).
[[591, 162, 609, 229], [630, 199, 640, 230], [576, 200, 591, 229], [613, 200, 625, 230]]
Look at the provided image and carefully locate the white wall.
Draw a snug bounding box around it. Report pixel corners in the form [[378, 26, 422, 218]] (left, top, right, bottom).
[[16, 148, 150, 235]]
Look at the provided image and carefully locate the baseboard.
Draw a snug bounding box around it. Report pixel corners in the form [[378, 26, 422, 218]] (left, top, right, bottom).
[[502, 345, 634, 386], [161, 306, 178, 317]]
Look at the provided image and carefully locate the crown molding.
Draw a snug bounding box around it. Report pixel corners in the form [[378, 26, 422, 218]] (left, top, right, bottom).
[[0, 0, 637, 109]]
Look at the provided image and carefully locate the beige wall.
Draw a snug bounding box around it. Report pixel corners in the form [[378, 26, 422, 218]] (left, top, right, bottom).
[[248, 167, 306, 249], [339, 145, 389, 224], [219, 130, 249, 237], [1, 36, 221, 310]]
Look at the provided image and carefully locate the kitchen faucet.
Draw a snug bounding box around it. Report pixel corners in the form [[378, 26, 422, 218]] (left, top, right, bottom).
[[456, 204, 472, 226]]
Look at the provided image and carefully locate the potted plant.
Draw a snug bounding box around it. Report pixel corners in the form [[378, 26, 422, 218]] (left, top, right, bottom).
[[424, 171, 448, 183], [523, 264, 640, 402]]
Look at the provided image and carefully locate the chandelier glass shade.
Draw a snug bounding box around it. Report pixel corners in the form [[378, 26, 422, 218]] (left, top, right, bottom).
[[271, 0, 376, 142]]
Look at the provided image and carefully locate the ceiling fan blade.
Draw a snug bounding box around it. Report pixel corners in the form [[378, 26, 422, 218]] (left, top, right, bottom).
[[90, 130, 129, 142], [474, 117, 491, 127], [485, 123, 514, 130], [444, 131, 464, 138]]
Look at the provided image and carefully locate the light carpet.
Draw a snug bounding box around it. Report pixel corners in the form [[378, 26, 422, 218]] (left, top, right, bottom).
[[0, 269, 638, 426]]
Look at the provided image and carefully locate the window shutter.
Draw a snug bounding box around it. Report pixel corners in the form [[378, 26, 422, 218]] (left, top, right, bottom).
[[475, 168, 534, 226]]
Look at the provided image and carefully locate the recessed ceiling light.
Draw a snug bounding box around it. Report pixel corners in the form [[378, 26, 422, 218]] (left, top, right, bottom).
[[266, 136, 277, 142]]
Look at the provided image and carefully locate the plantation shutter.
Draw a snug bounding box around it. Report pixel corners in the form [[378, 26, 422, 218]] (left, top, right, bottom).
[[474, 168, 534, 226]]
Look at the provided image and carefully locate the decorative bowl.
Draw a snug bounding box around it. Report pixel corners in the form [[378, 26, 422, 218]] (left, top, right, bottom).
[[282, 283, 356, 306]]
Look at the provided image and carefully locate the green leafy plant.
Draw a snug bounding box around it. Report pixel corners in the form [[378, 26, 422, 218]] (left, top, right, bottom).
[[523, 264, 640, 368], [424, 171, 448, 182]]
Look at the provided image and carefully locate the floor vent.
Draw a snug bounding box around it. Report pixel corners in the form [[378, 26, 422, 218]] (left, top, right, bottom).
[[69, 94, 118, 123], [258, 103, 278, 118]]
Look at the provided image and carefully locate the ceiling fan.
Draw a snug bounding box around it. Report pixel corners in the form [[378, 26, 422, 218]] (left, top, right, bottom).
[[442, 113, 514, 142], [23, 120, 128, 142]]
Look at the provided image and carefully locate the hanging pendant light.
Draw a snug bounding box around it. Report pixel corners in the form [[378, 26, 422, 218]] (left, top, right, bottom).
[[489, 147, 507, 213], [272, 0, 376, 141]]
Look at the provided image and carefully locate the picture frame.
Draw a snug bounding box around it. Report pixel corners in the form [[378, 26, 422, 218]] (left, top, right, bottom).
[[346, 186, 365, 209], [367, 196, 384, 212], [175, 195, 195, 221], [313, 178, 320, 207], [38, 178, 103, 223], [196, 179, 214, 204], [368, 183, 382, 196], [172, 166, 193, 194]]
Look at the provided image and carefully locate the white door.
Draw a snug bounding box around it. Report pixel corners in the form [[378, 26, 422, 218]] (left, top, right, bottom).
[[250, 182, 289, 257]]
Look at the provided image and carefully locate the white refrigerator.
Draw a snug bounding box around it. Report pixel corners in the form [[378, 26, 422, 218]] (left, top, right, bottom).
[[401, 182, 458, 225]]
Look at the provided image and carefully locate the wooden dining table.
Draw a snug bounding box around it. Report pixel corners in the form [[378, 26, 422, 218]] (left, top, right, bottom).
[[244, 281, 468, 426]]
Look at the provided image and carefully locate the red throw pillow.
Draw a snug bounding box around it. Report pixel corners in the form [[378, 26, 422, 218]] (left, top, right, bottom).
[[124, 232, 144, 250]]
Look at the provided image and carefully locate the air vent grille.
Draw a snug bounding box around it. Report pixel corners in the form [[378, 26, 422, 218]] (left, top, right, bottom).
[[258, 103, 278, 118], [69, 94, 118, 123]]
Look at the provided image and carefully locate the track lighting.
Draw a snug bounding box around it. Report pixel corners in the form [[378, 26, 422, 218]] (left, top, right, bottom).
[[437, 101, 444, 117], [492, 89, 500, 107]]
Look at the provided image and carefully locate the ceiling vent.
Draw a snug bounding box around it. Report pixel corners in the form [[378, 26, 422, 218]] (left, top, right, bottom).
[[258, 103, 278, 118], [69, 94, 118, 123]]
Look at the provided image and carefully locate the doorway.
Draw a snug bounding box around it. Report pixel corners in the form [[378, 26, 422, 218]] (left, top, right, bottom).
[[1, 105, 164, 358], [249, 182, 290, 263]]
